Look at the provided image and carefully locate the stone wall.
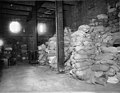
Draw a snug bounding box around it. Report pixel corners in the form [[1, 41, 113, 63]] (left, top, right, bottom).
[[70, 0, 107, 30]]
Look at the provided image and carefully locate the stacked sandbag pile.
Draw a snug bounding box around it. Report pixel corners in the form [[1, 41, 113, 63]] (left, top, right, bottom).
[[105, 1, 120, 84], [92, 20, 119, 84], [92, 12, 120, 84], [46, 35, 57, 69], [69, 25, 97, 83], [70, 11, 120, 85], [64, 27, 72, 61], [64, 27, 72, 71], [107, 1, 120, 33], [38, 44, 48, 65], [47, 27, 72, 70]]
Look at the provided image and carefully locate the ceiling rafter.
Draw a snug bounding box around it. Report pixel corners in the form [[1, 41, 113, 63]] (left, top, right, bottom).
[[0, 1, 73, 20], [0, 12, 28, 17], [0, 8, 54, 18], [0, 1, 34, 7], [41, 6, 55, 11], [37, 14, 54, 18], [37, 16, 55, 19], [26, 1, 45, 22], [1, 7, 31, 13], [38, 11, 54, 15], [44, 1, 75, 6]]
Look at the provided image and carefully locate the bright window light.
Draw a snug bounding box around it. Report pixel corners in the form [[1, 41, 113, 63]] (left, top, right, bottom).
[[0, 39, 4, 46], [9, 21, 22, 33], [37, 23, 47, 35]]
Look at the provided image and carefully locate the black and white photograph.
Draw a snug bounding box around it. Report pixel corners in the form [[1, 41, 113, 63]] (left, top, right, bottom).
[[0, 0, 120, 93]]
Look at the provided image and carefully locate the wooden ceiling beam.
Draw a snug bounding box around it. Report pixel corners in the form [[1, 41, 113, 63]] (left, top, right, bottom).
[[0, 12, 28, 17], [37, 12, 54, 15], [1, 7, 31, 13], [45, 1, 75, 6], [26, 1, 45, 22], [0, 1, 34, 7], [37, 14, 55, 19], [37, 16, 55, 19], [41, 6, 55, 11]]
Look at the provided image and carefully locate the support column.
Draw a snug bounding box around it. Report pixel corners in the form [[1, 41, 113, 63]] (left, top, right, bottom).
[[33, 1, 38, 52], [28, 2, 38, 63], [55, 0, 64, 73]]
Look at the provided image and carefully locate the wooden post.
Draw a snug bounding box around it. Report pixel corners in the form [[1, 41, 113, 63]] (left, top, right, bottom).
[[55, 0, 65, 73], [34, 1, 38, 52], [28, 2, 38, 63]]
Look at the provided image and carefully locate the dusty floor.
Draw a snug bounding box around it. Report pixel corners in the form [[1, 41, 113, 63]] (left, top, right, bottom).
[[0, 62, 120, 93]]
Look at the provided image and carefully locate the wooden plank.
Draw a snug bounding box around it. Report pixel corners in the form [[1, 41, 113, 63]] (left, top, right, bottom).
[[1, 7, 31, 12], [55, 0, 65, 73], [0, 1, 34, 7], [0, 12, 28, 17], [0, 9, 29, 15]]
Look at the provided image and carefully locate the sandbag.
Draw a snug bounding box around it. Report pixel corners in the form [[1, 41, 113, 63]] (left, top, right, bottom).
[[107, 76, 119, 84], [94, 71, 104, 78], [106, 68, 116, 76], [91, 64, 110, 72], [97, 14, 108, 19], [101, 46, 118, 53]]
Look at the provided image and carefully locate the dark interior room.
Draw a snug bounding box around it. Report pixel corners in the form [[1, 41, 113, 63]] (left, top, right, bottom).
[[0, 0, 120, 92]]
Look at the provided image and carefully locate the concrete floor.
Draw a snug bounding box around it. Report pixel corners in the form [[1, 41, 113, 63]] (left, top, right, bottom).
[[0, 62, 120, 93]]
